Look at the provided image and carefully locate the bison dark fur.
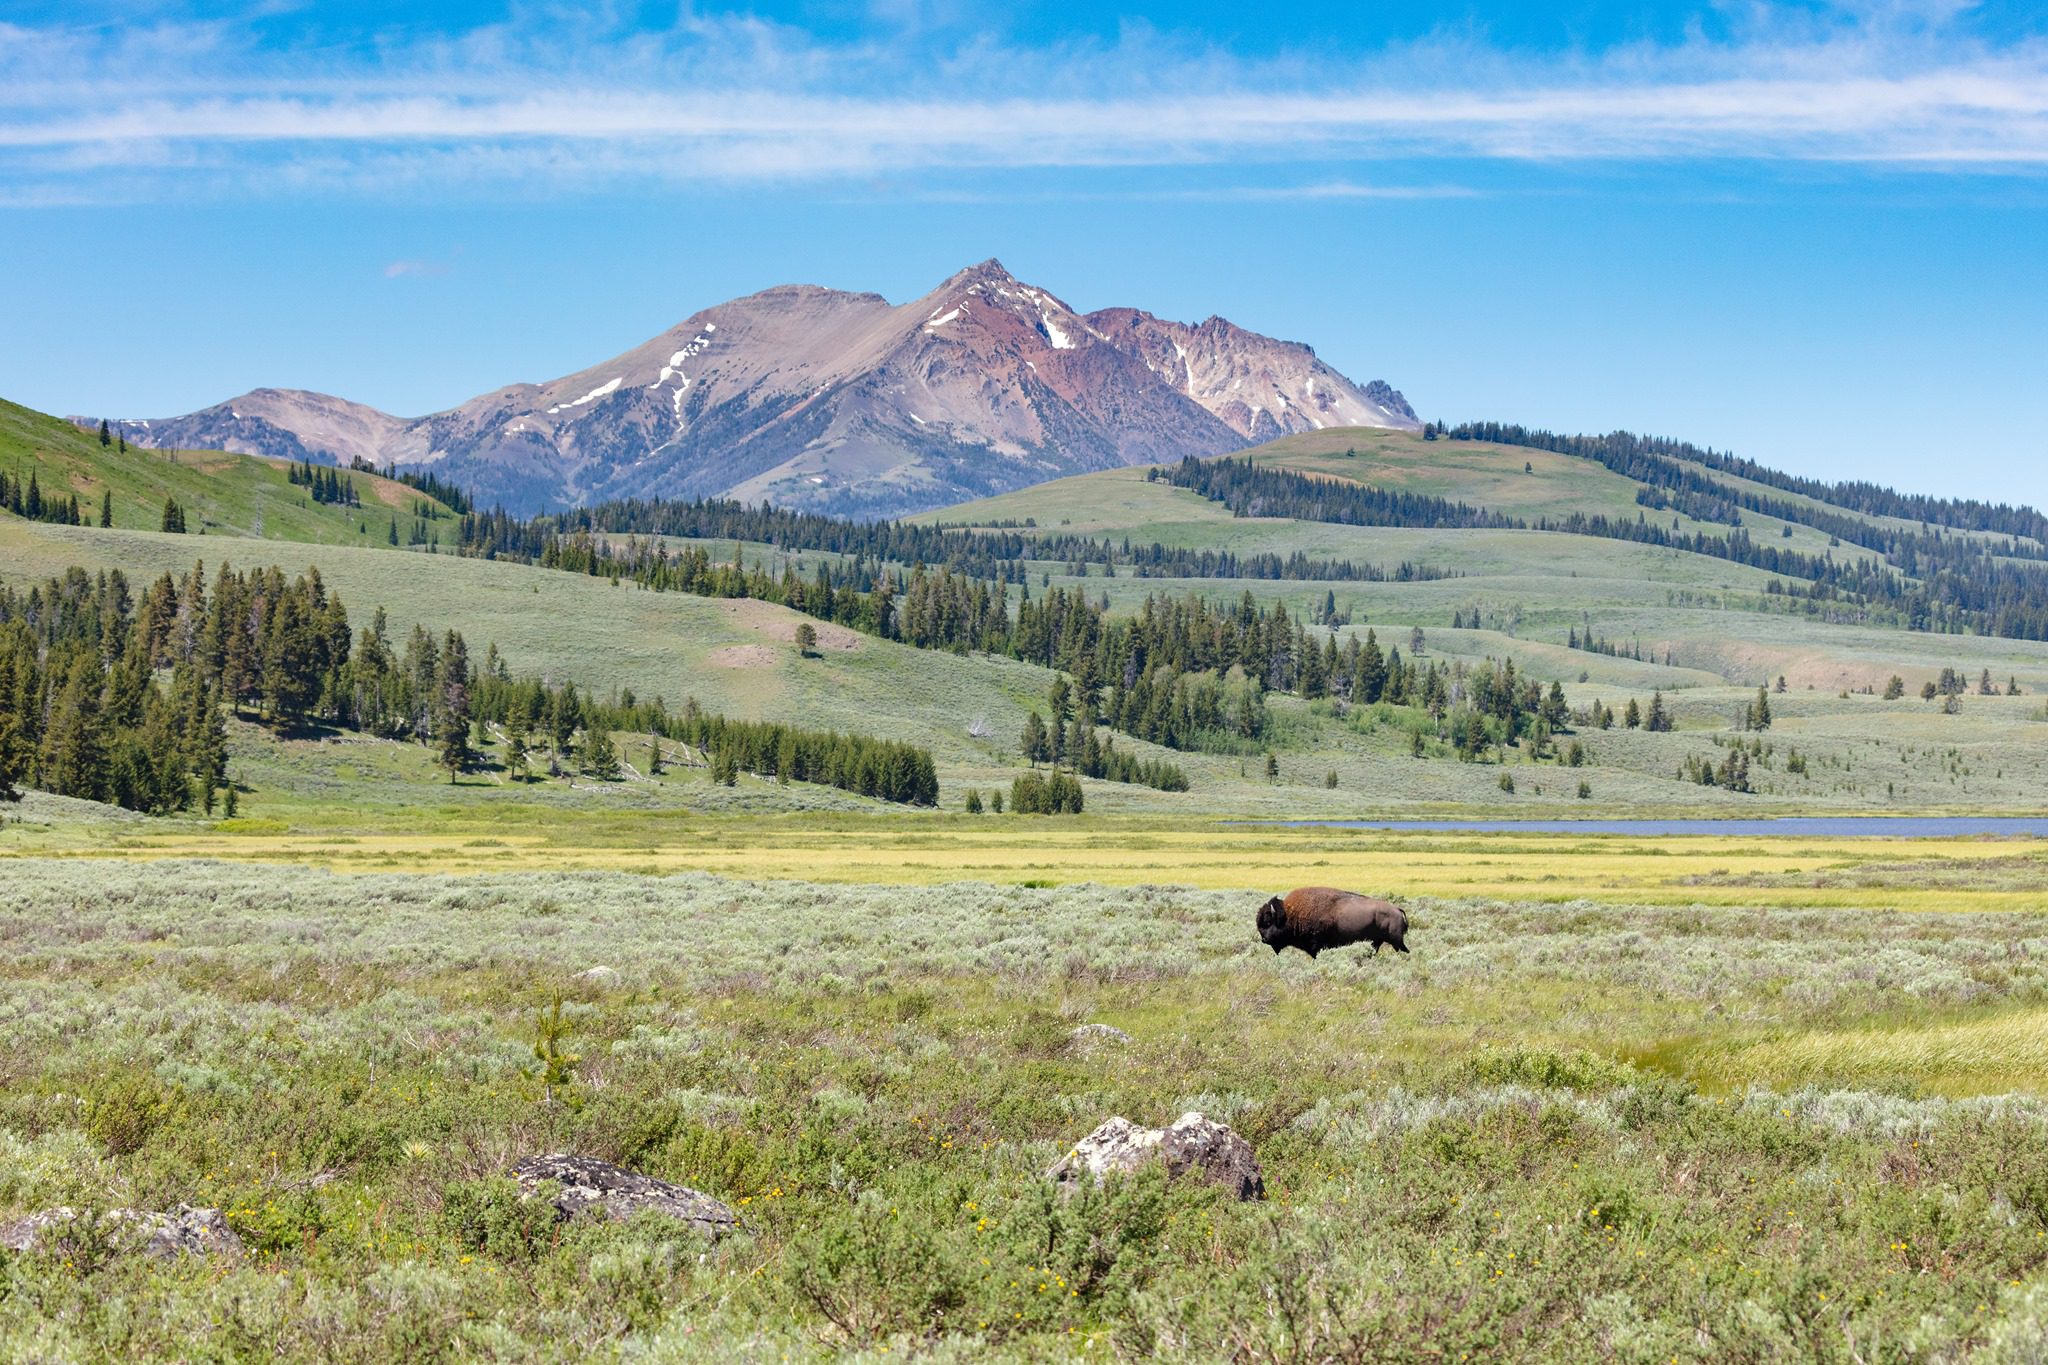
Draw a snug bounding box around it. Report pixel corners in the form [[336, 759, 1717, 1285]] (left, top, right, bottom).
[[1256, 887, 1409, 959]]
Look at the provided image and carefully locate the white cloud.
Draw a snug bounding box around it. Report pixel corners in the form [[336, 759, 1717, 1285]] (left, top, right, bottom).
[[1, 6, 2045, 202]]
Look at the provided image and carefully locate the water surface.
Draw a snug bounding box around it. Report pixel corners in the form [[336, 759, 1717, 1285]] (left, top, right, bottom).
[[1251, 817, 2048, 838]]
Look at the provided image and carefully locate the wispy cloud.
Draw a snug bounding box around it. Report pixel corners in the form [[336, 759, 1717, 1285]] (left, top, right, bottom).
[[2, 5, 2045, 204], [382, 257, 450, 279]]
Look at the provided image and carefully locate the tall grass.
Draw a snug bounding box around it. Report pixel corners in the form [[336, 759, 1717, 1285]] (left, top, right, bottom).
[[7, 859, 2048, 1357]]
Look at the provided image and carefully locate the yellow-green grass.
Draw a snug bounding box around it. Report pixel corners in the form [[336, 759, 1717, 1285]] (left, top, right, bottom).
[[0, 396, 452, 543], [1694, 1007, 2048, 1096], [11, 805, 2048, 908]]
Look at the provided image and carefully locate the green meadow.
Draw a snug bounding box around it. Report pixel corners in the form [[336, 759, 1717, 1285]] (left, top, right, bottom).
[[9, 853, 2048, 1359]]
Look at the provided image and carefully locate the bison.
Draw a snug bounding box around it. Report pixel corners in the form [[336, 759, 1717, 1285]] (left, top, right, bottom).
[[1256, 887, 1409, 959]]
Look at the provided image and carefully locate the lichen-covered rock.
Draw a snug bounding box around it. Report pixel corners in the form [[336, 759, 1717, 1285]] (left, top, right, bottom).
[[1047, 1112, 1265, 1201], [1069, 1023, 1132, 1047], [0, 1204, 244, 1259], [509, 1154, 738, 1237]]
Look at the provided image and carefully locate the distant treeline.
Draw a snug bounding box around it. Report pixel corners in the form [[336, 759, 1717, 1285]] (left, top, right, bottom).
[[1433, 421, 2048, 546], [349, 458, 473, 516], [0, 469, 85, 526], [1435, 421, 2048, 638], [1163, 456, 1517, 531], [0, 562, 938, 811], [451, 520, 1361, 758], [1172, 454, 2048, 642], [288, 460, 361, 507], [451, 494, 1450, 584]]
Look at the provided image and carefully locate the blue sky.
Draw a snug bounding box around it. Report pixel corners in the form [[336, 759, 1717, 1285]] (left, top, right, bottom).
[[3, 1, 2046, 505]]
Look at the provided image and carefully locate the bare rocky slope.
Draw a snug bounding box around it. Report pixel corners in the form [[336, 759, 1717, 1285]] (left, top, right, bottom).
[[90, 260, 1415, 517]]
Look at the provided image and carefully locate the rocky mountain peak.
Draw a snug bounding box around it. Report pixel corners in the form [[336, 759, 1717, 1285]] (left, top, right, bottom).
[[90, 261, 1415, 517]]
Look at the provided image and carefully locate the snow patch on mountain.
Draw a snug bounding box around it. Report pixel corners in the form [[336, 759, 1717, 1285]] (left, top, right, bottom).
[[547, 377, 621, 414]]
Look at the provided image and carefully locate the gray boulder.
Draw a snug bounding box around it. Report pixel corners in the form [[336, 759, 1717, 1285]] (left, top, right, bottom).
[[1047, 1112, 1265, 1201], [510, 1154, 738, 1237], [1069, 1023, 1132, 1047], [0, 1204, 244, 1259]]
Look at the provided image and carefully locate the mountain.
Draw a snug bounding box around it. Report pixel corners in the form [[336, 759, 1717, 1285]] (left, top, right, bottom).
[[87, 260, 1416, 517]]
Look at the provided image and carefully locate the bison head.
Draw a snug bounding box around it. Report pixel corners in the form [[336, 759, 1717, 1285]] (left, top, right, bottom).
[[1255, 895, 1289, 952]]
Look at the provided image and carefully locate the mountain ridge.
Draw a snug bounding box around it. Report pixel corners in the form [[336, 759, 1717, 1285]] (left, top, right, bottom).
[[82, 260, 1415, 517]]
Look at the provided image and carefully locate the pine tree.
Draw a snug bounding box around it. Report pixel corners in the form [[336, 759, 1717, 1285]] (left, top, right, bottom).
[[98, 419, 111, 448], [0, 709, 22, 805], [581, 726, 621, 780], [1020, 711, 1048, 766], [434, 630, 474, 782], [505, 721, 532, 783], [1646, 691, 1672, 732], [99, 489, 113, 528], [38, 656, 107, 802], [549, 682, 581, 757], [1624, 698, 1642, 729], [646, 737, 664, 776], [532, 993, 579, 1108], [260, 590, 319, 725]]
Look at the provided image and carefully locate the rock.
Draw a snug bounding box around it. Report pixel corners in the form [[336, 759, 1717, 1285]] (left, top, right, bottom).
[[574, 966, 620, 984], [509, 1154, 738, 1237], [1069, 1023, 1132, 1046], [0, 1204, 244, 1259], [1047, 1112, 1264, 1201]]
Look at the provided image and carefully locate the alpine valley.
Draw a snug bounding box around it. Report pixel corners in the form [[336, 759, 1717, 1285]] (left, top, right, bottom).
[[88, 260, 1415, 518]]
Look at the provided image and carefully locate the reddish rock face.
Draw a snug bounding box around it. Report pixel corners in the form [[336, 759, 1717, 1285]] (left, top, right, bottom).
[[90, 260, 1413, 519]]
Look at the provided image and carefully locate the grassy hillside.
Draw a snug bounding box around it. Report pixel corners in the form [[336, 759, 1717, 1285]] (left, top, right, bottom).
[[1, 398, 454, 543], [923, 426, 1880, 569], [14, 509, 2048, 819], [9, 396, 2048, 819]]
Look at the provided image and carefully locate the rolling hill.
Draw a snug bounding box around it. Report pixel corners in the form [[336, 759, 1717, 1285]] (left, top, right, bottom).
[[2, 397, 457, 545], [10, 392, 2048, 820], [80, 261, 1415, 518]]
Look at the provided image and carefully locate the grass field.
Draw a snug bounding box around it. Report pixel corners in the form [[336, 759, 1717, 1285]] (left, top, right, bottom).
[[9, 847, 2048, 1359]]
